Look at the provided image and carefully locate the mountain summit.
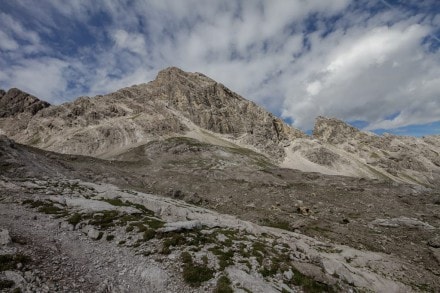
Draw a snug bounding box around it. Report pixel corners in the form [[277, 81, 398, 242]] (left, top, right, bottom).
[[0, 67, 439, 186]]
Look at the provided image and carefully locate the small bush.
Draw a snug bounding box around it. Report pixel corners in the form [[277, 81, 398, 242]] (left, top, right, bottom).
[[106, 235, 115, 241], [161, 233, 187, 254], [90, 210, 120, 229], [181, 251, 192, 264], [23, 200, 67, 217], [67, 213, 82, 226], [142, 229, 156, 241], [182, 263, 214, 287], [0, 254, 31, 271], [214, 276, 233, 293]]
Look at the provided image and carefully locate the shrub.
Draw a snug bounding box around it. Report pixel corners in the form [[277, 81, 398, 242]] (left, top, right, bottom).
[[214, 276, 233, 293]]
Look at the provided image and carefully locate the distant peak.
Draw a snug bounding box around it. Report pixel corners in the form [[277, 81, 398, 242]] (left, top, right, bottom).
[[0, 88, 50, 117]]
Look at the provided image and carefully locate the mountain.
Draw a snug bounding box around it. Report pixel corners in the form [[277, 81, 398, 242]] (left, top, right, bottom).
[[1, 67, 439, 188], [0, 88, 50, 117], [1, 67, 440, 292], [0, 67, 305, 160]]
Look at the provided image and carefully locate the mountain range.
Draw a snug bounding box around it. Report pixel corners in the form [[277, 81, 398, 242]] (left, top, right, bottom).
[[1, 67, 439, 187]]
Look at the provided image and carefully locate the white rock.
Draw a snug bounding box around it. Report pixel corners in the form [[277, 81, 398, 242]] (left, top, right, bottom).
[[87, 228, 102, 240], [3, 270, 25, 286], [158, 220, 202, 233], [283, 269, 293, 280], [370, 217, 435, 230]]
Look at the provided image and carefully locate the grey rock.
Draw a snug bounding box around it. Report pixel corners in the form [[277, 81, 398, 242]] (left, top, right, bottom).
[[428, 235, 440, 248], [0, 228, 11, 245], [370, 217, 435, 230]]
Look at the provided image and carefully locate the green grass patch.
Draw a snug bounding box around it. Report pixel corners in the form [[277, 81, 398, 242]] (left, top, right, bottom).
[[209, 246, 234, 270], [142, 229, 156, 241], [180, 251, 214, 287], [22, 199, 67, 217], [161, 233, 187, 254], [67, 213, 83, 226]]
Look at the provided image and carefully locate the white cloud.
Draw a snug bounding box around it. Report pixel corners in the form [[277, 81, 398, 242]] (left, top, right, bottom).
[[281, 21, 439, 130], [0, 12, 40, 44], [0, 31, 19, 51], [112, 30, 148, 57], [5, 58, 68, 103]]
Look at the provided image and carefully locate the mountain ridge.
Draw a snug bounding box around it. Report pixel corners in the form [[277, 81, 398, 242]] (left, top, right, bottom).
[[0, 67, 439, 187]]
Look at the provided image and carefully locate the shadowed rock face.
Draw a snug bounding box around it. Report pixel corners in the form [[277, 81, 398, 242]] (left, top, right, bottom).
[[0, 88, 50, 117]]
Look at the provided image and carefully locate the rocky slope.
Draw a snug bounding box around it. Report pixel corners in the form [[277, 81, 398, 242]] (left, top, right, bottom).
[[2, 135, 439, 292], [313, 117, 440, 186]]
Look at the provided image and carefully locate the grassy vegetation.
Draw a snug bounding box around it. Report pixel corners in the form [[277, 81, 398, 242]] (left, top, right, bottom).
[[251, 241, 267, 265], [180, 251, 214, 287], [67, 213, 83, 225], [101, 198, 155, 216], [22, 199, 67, 217], [288, 266, 336, 293], [214, 276, 233, 293], [0, 254, 31, 271], [161, 233, 187, 254], [209, 246, 234, 270]]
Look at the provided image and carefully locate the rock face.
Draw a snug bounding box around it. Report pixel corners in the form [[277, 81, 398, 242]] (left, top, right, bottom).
[[0, 88, 50, 118], [310, 116, 440, 186]]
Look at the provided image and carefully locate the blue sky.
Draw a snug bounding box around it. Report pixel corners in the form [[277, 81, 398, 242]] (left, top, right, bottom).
[[0, 0, 439, 136]]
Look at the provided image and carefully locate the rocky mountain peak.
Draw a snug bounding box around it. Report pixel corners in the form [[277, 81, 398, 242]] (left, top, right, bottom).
[[154, 66, 216, 90], [313, 116, 363, 143], [0, 88, 50, 118]]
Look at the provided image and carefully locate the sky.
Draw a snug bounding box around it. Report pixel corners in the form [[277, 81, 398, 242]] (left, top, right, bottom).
[[0, 0, 439, 136]]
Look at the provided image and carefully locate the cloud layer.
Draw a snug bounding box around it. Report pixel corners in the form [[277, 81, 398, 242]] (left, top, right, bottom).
[[0, 0, 439, 133]]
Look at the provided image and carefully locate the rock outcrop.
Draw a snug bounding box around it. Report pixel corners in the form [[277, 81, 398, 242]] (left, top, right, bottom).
[[0, 88, 50, 118]]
